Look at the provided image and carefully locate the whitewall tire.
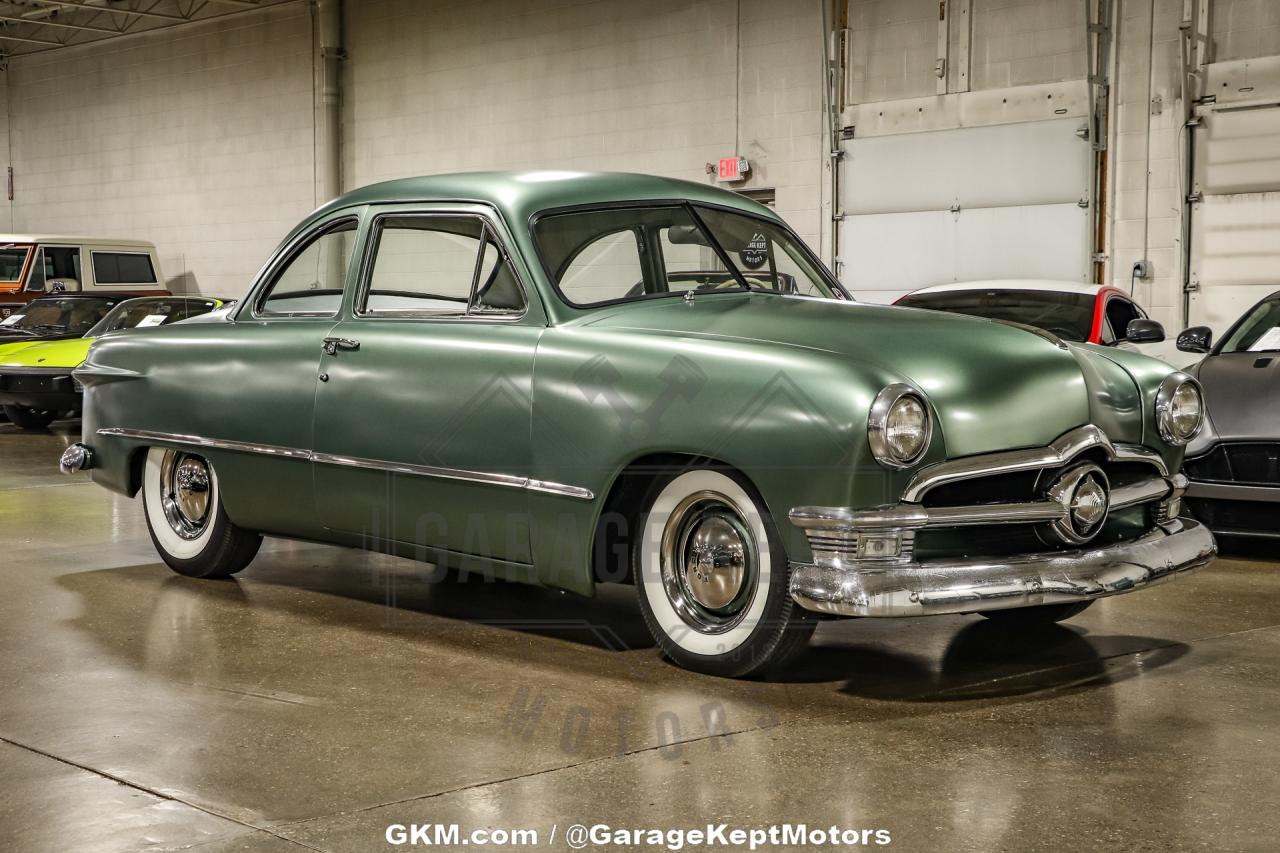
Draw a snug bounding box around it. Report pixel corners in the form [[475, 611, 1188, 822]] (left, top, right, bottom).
[[634, 467, 815, 677], [142, 447, 261, 578]]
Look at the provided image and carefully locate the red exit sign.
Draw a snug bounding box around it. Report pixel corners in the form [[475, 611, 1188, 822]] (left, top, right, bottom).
[[717, 157, 749, 182]]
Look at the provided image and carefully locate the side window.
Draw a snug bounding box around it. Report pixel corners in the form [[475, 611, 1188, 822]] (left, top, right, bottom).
[[258, 219, 359, 316], [362, 215, 525, 317], [26, 247, 82, 292], [92, 252, 156, 285], [559, 230, 644, 304], [1105, 297, 1140, 344], [471, 234, 526, 314], [364, 216, 482, 314], [26, 248, 45, 292]]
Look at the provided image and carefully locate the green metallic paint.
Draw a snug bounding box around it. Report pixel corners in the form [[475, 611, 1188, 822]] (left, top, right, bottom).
[[75, 171, 1189, 597]]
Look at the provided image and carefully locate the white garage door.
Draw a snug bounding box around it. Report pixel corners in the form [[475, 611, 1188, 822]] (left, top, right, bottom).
[[1188, 105, 1280, 333], [838, 117, 1092, 304]]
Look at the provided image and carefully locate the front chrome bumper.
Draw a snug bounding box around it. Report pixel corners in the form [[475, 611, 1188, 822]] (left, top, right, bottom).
[[788, 517, 1215, 617], [787, 425, 1215, 618]]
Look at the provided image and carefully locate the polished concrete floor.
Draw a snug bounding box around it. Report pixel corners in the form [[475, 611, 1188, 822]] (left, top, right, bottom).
[[2, 421, 1279, 852]]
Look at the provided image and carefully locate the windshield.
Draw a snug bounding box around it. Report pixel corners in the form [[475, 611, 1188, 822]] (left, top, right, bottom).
[[0, 297, 118, 335], [533, 204, 842, 307], [1220, 295, 1280, 353], [0, 245, 32, 284], [86, 297, 220, 337], [897, 289, 1096, 342]]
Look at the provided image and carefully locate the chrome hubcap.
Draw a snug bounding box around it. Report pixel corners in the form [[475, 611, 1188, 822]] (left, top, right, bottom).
[[160, 450, 212, 540], [660, 490, 758, 633]]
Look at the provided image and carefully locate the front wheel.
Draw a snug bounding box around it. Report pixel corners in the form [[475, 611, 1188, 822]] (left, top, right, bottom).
[[634, 467, 815, 678], [3, 404, 56, 430], [142, 447, 262, 578], [980, 600, 1093, 626]]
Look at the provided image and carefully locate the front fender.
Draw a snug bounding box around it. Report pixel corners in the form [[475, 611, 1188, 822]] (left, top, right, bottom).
[[525, 328, 929, 589]]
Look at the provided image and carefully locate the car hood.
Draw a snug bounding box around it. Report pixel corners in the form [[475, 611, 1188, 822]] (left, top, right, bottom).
[[576, 294, 1142, 456], [0, 339, 45, 360], [1188, 352, 1280, 448], [0, 335, 92, 369]]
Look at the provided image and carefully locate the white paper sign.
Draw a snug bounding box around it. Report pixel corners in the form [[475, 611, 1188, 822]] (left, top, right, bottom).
[[1248, 326, 1280, 352], [1, 314, 21, 326], [134, 314, 169, 328]]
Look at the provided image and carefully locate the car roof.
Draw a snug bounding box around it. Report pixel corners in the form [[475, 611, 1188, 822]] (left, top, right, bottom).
[[307, 171, 778, 231], [905, 279, 1107, 297], [115, 295, 219, 305], [27, 292, 132, 301], [0, 235, 156, 249]]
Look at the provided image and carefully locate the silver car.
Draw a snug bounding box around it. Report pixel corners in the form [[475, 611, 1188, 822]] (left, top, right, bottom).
[[1179, 291, 1280, 539]]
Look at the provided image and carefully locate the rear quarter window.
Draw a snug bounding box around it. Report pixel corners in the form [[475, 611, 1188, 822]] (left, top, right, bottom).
[[92, 252, 157, 285]]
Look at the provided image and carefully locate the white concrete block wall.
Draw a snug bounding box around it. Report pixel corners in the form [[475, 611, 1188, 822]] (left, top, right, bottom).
[[343, 0, 825, 248], [737, 0, 826, 246], [0, 72, 12, 231], [4, 3, 315, 299]]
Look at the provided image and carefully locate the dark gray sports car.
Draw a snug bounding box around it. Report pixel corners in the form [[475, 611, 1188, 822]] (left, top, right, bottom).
[[1179, 291, 1280, 539]]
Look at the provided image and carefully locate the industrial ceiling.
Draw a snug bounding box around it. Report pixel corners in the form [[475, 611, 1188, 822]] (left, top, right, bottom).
[[0, 0, 297, 57]]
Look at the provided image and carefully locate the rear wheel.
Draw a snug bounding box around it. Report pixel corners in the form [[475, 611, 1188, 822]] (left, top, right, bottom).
[[142, 447, 261, 579], [980, 600, 1093, 626], [3, 405, 56, 430], [634, 467, 815, 678]]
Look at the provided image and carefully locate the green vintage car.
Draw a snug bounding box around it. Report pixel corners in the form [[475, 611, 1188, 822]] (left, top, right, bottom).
[[62, 171, 1215, 677]]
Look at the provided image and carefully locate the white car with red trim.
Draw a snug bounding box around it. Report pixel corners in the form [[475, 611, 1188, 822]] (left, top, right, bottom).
[[895, 280, 1183, 366]]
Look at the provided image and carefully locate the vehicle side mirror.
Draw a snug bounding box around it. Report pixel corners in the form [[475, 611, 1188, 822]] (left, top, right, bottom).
[[1126, 318, 1165, 343], [1176, 325, 1213, 353]]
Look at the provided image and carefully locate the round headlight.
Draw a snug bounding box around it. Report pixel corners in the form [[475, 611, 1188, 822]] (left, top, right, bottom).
[[868, 384, 932, 468], [1155, 373, 1204, 446]]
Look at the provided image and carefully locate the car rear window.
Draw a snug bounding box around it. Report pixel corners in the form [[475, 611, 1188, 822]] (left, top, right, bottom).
[[897, 289, 1096, 342], [92, 252, 157, 285]]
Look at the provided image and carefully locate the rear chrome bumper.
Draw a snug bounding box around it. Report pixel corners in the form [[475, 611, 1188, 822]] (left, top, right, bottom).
[[788, 517, 1215, 617]]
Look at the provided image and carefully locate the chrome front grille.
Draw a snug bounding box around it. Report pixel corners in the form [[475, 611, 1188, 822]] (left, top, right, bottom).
[[792, 425, 1181, 565]]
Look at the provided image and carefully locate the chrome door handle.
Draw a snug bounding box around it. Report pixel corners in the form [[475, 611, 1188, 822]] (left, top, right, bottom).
[[322, 337, 360, 356]]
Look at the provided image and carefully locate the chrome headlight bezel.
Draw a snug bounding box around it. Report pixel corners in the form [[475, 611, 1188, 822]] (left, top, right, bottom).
[[1154, 372, 1204, 446], [868, 383, 933, 469]]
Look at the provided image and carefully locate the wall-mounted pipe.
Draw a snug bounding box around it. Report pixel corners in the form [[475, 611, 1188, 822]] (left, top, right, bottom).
[[314, 0, 343, 205]]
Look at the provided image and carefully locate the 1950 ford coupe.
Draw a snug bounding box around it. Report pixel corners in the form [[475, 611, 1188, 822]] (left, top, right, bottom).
[[62, 171, 1216, 677]]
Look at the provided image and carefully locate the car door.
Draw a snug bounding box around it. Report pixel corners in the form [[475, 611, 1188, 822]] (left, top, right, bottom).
[[200, 213, 364, 539], [311, 204, 542, 568]]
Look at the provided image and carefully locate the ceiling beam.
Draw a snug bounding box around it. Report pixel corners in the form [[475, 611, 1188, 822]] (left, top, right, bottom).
[[0, 13, 117, 33], [0, 31, 64, 45], [21, 1, 187, 22]]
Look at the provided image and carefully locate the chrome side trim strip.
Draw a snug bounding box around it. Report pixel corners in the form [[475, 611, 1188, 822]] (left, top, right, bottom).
[[96, 428, 595, 500], [902, 424, 1168, 502], [96, 428, 311, 460]]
